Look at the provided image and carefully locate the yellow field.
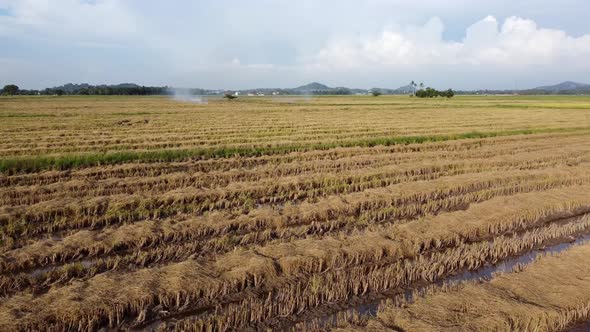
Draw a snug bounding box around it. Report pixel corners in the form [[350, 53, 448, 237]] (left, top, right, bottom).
[[1, 95, 590, 331]]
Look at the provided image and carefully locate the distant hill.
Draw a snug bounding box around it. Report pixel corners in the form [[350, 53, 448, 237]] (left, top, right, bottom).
[[391, 84, 415, 94], [293, 82, 332, 92], [290, 81, 590, 95], [113, 83, 142, 88], [291, 82, 417, 95], [534, 81, 590, 92], [270, 81, 590, 95], [290, 82, 356, 95]]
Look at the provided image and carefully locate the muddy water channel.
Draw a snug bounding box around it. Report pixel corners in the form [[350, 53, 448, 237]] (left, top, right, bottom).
[[128, 213, 590, 331], [289, 232, 590, 331]]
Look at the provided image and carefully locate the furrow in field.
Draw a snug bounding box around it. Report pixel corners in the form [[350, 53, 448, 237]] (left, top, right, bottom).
[[168, 215, 590, 332], [2, 165, 589, 249], [2, 172, 589, 295], [1, 186, 589, 331], [0, 147, 580, 240], [1, 136, 588, 206], [1, 113, 586, 157], [0, 121, 578, 156]]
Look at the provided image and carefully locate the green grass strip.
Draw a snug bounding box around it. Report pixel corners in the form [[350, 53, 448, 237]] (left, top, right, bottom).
[[1, 127, 588, 174]]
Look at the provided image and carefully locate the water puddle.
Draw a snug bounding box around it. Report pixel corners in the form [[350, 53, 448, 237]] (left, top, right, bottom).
[[568, 322, 590, 332], [27, 258, 94, 279], [298, 232, 590, 330]]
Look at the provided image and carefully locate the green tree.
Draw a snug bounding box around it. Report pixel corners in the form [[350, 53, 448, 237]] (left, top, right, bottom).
[[2, 84, 19, 96], [414, 87, 455, 98], [415, 89, 426, 98], [371, 90, 382, 97], [55, 89, 65, 96]]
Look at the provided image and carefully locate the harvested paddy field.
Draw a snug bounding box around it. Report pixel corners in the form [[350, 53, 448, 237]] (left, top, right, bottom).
[[1, 95, 590, 331]]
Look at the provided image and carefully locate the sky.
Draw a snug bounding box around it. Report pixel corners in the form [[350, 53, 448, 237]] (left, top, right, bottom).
[[1, 0, 590, 90]]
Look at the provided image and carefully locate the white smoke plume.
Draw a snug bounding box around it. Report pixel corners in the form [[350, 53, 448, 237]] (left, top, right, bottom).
[[168, 87, 207, 103]]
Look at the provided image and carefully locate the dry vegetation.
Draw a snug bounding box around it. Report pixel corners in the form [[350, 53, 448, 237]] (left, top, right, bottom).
[[1, 95, 590, 331]]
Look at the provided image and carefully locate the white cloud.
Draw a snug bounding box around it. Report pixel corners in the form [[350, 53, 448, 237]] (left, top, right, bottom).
[[0, 0, 139, 44], [1, 1, 590, 90], [309, 16, 590, 69]]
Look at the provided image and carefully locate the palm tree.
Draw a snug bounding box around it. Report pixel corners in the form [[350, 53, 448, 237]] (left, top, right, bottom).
[[419, 82, 424, 90], [410, 81, 417, 94]]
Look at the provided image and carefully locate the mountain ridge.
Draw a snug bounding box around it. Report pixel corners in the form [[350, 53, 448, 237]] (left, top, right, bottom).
[[534, 81, 590, 92]]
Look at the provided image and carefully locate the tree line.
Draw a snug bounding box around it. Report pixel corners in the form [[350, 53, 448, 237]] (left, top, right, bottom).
[[1, 84, 168, 96]]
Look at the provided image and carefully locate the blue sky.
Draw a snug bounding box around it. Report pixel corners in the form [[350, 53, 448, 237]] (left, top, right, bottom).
[[1, 0, 590, 90]]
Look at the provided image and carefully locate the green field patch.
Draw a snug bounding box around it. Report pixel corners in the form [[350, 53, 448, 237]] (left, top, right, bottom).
[[0, 113, 57, 118], [107, 112, 160, 115], [1, 126, 588, 174]]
